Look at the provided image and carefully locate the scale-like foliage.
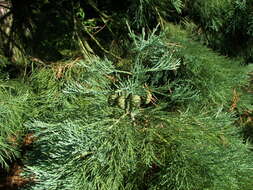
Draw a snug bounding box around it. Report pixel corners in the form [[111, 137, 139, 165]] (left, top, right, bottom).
[[0, 81, 30, 169], [23, 24, 253, 190]]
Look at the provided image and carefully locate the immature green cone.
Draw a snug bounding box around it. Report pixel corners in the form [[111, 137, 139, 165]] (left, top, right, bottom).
[[145, 91, 152, 104], [130, 94, 141, 109], [108, 94, 119, 105], [117, 95, 127, 109]]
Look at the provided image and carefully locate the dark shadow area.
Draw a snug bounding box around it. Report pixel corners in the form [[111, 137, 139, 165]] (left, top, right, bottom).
[[0, 134, 35, 190]]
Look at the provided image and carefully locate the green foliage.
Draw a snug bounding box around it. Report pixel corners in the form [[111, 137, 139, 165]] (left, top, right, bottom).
[[0, 81, 30, 169], [22, 24, 253, 190], [186, 0, 253, 59], [128, 0, 184, 29], [0, 55, 11, 80], [165, 24, 251, 107], [24, 109, 253, 190], [1, 1, 253, 189]]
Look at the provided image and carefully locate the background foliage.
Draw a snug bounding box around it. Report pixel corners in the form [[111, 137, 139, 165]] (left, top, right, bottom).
[[185, 0, 253, 61]]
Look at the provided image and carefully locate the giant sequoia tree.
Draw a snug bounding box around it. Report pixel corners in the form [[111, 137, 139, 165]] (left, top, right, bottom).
[[0, 1, 253, 190]]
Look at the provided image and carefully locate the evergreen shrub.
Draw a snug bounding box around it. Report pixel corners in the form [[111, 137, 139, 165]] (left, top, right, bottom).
[[22, 24, 253, 190]]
